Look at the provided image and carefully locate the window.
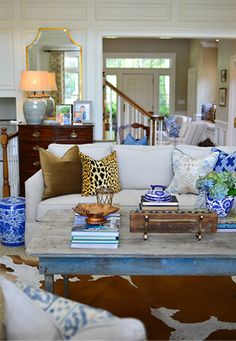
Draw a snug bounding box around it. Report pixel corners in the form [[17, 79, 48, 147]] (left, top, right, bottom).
[[64, 52, 80, 104], [159, 75, 170, 115], [106, 58, 170, 69], [105, 75, 117, 114]]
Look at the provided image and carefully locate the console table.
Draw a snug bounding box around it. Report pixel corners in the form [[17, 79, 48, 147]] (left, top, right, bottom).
[[18, 123, 93, 195], [26, 207, 236, 294]]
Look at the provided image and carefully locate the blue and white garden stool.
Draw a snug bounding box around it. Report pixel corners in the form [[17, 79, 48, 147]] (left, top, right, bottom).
[[0, 197, 25, 247]]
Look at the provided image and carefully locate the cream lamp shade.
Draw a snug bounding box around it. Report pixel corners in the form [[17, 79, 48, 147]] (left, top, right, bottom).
[[20, 70, 51, 93], [20, 70, 50, 124], [48, 72, 58, 91]]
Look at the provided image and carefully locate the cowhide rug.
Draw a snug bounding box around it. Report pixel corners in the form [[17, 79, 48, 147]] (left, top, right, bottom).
[[1, 246, 236, 340]]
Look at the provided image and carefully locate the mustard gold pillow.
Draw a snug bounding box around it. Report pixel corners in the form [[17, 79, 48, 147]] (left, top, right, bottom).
[[39, 145, 82, 200], [80, 151, 121, 196]]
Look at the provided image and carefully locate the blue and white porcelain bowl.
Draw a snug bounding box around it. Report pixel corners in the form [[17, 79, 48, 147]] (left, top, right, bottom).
[[144, 185, 172, 202], [0, 197, 25, 246]]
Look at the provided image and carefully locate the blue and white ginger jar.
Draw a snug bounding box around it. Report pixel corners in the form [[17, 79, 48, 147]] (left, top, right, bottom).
[[0, 196, 25, 246], [205, 193, 234, 218]]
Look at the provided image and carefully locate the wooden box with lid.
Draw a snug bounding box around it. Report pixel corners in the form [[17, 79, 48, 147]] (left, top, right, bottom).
[[18, 124, 93, 196]]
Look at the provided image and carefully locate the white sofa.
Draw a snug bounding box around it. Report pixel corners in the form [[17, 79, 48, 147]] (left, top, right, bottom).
[[25, 143, 235, 243]]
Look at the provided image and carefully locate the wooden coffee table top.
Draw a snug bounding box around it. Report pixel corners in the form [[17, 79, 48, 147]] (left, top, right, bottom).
[[26, 207, 236, 258]]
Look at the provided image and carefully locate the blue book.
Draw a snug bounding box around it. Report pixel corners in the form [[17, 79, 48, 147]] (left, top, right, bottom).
[[217, 223, 236, 232]]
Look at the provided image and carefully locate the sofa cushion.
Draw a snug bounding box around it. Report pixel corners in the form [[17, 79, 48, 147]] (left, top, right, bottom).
[[39, 145, 82, 200], [48, 143, 112, 159], [80, 151, 121, 196], [123, 133, 148, 145], [211, 147, 236, 172], [167, 148, 219, 194], [112, 144, 174, 189]]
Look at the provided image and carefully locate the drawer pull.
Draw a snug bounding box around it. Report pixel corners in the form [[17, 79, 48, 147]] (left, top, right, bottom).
[[32, 131, 40, 138], [70, 132, 78, 138], [33, 145, 39, 151], [33, 161, 40, 167]]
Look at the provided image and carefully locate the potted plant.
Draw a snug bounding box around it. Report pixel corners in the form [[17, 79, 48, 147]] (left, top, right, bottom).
[[196, 171, 236, 217]]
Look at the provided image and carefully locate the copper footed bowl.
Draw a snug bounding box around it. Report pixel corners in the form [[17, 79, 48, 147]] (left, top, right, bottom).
[[72, 203, 119, 225]]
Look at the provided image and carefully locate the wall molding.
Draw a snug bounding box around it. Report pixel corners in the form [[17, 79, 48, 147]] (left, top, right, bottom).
[[21, 1, 87, 20], [0, 2, 13, 20], [95, 2, 172, 21], [0, 31, 14, 90], [180, 3, 236, 22]]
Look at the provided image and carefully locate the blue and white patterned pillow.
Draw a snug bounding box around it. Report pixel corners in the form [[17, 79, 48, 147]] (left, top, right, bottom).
[[212, 147, 236, 172], [15, 281, 117, 340], [123, 132, 148, 145], [163, 116, 180, 137]]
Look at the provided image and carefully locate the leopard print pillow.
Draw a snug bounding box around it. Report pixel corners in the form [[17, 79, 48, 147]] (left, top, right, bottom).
[[80, 151, 121, 196]]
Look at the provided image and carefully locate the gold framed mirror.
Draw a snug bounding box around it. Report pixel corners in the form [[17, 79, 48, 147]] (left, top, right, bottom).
[[26, 27, 82, 107]]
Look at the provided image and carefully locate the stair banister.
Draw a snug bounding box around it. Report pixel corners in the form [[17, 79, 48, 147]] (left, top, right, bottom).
[[105, 80, 163, 145], [1, 127, 19, 197]]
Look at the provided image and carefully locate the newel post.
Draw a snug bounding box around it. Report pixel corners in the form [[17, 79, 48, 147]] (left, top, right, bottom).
[[150, 115, 164, 145], [1, 127, 10, 197]]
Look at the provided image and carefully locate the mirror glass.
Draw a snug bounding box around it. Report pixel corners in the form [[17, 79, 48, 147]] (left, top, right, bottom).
[[26, 28, 82, 105]]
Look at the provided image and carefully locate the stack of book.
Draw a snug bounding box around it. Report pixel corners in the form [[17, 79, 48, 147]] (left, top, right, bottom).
[[140, 195, 179, 212], [70, 211, 120, 248], [217, 214, 236, 232]]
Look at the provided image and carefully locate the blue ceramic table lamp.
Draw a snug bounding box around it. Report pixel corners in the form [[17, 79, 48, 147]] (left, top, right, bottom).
[[20, 70, 51, 124]]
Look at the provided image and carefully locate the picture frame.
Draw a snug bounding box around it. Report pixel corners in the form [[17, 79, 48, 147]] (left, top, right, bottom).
[[56, 105, 72, 125], [73, 100, 92, 125], [221, 69, 227, 82], [219, 88, 227, 107]]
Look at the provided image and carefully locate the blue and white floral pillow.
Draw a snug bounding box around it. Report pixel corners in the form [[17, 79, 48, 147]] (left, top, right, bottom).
[[211, 147, 236, 172], [163, 116, 180, 137], [123, 132, 148, 145]]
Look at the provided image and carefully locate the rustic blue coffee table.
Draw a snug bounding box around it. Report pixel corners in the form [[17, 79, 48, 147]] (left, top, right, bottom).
[[26, 207, 236, 293]]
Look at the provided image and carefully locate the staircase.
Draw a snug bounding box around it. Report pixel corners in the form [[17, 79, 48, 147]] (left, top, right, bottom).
[[104, 80, 164, 145]]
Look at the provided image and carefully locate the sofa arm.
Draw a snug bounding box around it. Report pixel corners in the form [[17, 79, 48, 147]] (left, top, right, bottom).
[[25, 170, 44, 223]]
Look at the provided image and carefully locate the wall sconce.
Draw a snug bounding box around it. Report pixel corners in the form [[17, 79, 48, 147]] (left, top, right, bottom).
[[20, 70, 50, 124]]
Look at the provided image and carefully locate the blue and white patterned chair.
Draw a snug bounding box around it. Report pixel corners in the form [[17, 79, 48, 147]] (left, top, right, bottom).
[[0, 277, 146, 340]]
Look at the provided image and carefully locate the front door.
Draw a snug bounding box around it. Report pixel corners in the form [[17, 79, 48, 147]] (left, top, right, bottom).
[[123, 73, 154, 112]]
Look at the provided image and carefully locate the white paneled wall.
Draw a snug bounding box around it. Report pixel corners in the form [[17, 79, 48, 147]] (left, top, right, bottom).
[[1, 0, 236, 139]]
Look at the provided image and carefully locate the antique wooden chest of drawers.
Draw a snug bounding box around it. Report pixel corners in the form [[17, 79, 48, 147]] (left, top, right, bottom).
[[18, 124, 93, 196]]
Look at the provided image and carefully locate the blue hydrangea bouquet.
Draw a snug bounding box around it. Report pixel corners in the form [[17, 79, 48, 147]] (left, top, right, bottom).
[[196, 171, 236, 200]]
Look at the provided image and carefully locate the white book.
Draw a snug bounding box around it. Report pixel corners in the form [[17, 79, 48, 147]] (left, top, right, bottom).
[[70, 242, 118, 249]]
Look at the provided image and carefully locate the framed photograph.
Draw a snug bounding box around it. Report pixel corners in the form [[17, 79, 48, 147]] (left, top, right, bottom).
[[73, 100, 92, 125], [221, 69, 227, 82], [219, 88, 227, 107], [56, 105, 72, 125]]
